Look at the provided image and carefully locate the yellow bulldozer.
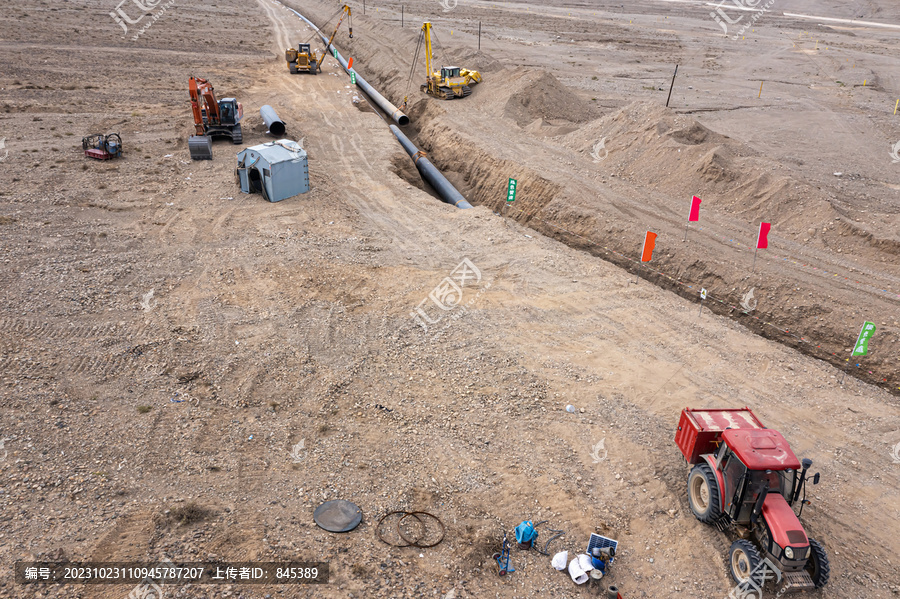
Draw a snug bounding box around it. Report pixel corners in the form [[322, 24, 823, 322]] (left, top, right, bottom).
[[409, 22, 481, 100]]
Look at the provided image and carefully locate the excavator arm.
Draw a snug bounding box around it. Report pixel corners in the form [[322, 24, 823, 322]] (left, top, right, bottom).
[[325, 5, 352, 50], [189, 76, 221, 134], [422, 22, 434, 85], [312, 4, 352, 72]]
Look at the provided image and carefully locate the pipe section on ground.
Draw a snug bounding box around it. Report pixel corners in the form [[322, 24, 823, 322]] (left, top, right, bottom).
[[390, 125, 472, 209], [260, 105, 286, 136], [285, 5, 409, 126]]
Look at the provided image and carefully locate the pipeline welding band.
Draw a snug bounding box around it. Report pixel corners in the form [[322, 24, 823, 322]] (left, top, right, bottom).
[[376, 511, 425, 547], [413, 151, 427, 165], [397, 511, 445, 548]]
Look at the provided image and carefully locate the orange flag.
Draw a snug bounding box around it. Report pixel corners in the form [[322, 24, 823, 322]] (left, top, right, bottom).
[[641, 231, 658, 262]]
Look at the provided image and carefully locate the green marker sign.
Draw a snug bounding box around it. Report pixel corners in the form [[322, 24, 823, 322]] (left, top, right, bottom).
[[506, 178, 517, 203], [350, 72, 356, 85], [333, 48, 338, 57], [852, 321, 876, 357]]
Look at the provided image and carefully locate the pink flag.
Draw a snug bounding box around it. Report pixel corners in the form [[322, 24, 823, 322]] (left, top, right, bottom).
[[689, 196, 702, 222], [641, 231, 658, 262], [757, 222, 771, 249]]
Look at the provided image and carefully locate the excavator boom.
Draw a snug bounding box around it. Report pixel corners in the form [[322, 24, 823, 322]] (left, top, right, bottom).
[[189, 76, 221, 135], [325, 5, 352, 51], [423, 22, 433, 86]]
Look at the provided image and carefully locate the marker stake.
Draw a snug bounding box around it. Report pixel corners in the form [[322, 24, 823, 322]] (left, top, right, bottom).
[[666, 65, 679, 108]]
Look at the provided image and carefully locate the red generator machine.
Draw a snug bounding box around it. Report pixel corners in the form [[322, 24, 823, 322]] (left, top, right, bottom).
[[675, 407, 829, 593], [82, 133, 122, 160]]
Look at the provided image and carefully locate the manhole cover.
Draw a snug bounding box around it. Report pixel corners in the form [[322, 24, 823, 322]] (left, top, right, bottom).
[[313, 499, 362, 532]]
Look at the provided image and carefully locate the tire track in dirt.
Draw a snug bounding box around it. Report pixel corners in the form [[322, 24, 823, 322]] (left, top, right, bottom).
[[0, 317, 152, 383], [155, 207, 183, 242], [199, 204, 239, 243], [88, 510, 158, 562]]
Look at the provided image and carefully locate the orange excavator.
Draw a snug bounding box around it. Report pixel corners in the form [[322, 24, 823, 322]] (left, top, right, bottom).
[[188, 76, 243, 160]]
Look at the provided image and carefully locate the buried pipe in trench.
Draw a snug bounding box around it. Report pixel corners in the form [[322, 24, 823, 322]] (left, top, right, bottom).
[[389, 125, 472, 209], [260, 105, 286, 136], [285, 5, 409, 126]]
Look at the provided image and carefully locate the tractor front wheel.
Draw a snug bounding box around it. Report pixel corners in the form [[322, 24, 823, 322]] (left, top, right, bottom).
[[805, 538, 830, 588], [729, 539, 765, 589], [687, 463, 722, 523]]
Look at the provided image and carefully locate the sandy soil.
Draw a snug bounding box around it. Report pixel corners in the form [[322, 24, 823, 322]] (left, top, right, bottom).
[[0, 0, 898, 598]]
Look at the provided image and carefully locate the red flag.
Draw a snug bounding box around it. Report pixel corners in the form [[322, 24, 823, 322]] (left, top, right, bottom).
[[348, 57, 354, 69], [689, 196, 702, 222], [757, 222, 771, 249], [641, 231, 657, 262]]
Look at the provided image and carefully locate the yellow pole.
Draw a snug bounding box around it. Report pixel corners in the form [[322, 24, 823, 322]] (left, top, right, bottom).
[[895, 99, 899, 115], [759, 81, 764, 98], [423, 22, 433, 83]]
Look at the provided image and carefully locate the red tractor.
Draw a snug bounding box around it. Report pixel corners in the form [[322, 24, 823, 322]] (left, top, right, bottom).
[[675, 408, 829, 593]]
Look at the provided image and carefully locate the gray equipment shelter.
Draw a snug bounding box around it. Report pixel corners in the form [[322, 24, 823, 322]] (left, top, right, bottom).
[[236, 140, 309, 202]]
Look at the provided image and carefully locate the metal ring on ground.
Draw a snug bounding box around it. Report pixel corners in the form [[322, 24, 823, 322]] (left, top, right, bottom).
[[397, 511, 445, 548], [376, 511, 425, 547]]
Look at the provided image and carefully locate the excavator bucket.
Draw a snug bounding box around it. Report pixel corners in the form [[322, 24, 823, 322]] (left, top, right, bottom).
[[189, 135, 213, 160]]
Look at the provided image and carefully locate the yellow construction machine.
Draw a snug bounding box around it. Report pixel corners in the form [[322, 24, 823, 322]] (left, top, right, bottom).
[[408, 22, 481, 101], [285, 43, 319, 75], [286, 5, 352, 74]]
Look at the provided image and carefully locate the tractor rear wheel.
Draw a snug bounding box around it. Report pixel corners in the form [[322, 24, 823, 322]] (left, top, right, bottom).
[[805, 538, 830, 588], [729, 539, 765, 589], [687, 463, 722, 523]]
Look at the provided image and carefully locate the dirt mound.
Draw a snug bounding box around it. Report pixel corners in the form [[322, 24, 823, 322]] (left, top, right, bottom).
[[442, 48, 504, 73], [563, 102, 834, 230], [503, 70, 599, 127]]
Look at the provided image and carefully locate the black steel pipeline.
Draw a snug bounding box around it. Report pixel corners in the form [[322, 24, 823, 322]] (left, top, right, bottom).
[[390, 125, 472, 210], [286, 5, 409, 126], [260, 105, 286, 136]]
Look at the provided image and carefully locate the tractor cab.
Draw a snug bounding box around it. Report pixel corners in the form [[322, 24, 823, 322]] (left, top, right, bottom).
[[717, 428, 801, 522], [298, 43, 312, 55]]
